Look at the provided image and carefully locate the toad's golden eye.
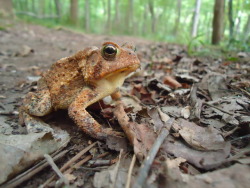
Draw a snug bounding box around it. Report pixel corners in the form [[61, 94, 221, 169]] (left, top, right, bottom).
[[102, 44, 117, 60]]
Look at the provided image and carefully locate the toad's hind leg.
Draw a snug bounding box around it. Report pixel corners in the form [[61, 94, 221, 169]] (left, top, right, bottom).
[[68, 88, 124, 141], [19, 79, 53, 132]]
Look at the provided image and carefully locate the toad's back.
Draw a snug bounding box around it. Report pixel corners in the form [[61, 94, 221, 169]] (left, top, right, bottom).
[[43, 52, 86, 109]]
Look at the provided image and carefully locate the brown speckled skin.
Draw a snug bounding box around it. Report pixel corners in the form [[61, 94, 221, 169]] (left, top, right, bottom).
[[19, 42, 140, 140]]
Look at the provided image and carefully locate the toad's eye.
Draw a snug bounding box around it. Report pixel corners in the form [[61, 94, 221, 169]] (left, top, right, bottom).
[[102, 44, 117, 60]]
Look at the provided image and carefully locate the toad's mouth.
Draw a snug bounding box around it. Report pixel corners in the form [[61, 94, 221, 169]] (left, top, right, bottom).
[[104, 64, 140, 79]]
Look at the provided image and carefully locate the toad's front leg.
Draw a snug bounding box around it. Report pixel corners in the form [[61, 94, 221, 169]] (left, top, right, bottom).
[[68, 87, 124, 140]]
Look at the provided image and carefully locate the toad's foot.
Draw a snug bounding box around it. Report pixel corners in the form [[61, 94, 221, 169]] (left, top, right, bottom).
[[69, 106, 124, 141], [68, 87, 124, 141]]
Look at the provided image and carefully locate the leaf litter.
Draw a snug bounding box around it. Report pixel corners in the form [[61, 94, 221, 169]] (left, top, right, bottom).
[[0, 22, 249, 187]]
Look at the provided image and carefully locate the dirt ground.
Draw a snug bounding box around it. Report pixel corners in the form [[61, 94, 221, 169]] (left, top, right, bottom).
[[0, 19, 249, 188]]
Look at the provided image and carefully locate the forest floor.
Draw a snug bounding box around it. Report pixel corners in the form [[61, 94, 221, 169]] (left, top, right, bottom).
[[0, 19, 249, 188]]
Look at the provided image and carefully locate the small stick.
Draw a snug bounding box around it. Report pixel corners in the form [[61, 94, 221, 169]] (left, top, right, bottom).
[[204, 102, 234, 116], [96, 152, 110, 159], [239, 88, 250, 98], [225, 148, 250, 162], [0, 150, 68, 188], [43, 142, 97, 186], [63, 155, 93, 175], [44, 154, 69, 185], [0, 111, 18, 115], [223, 126, 239, 137], [132, 128, 169, 188], [231, 134, 250, 142], [111, 149, 123, 188], [88, 159, 113, 166], [65, 152, 110, 174], [125, 154, 136, 188], [59, 142, 97, 172], [78, 166, 109, 171]]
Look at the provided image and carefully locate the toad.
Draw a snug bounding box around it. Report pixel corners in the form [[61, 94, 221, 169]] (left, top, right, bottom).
[[19, 42, 140, 140]]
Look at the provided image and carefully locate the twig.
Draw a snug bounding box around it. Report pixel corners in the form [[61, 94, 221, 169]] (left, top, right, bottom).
[[222, 126, 239, 137], [59, 142, 97, 172], [0, 149, 68, 188], [63, 155, 92, 175], [96, 152, 110, 159], [65, 152, 110, 174], [78, 166, 109, 171], [239, 88, 250, 98], [42, 142, 97, 186], [125, 154, 136, 188], [231, 134, 250, 142], [132, 128, 169, 188], [111, 149, 123, 188], [0, 111, 18, 115], [44, 154, 69, 185], [204, 102, 234, 116], [88, 159, 114, 166], [225, 148, 250, 162]]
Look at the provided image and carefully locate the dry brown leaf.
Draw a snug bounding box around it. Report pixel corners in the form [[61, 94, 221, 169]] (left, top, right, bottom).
[[178, 119, 230, 151], [164, 161, 250, 188], [114, 102, 156, 160], [64, 173, 77, 182], [148, 107, 171, 132], [0, 130, 70, 184], [161, 136, 231, 170], [18, 45, 34, 57], [181, 106, 191, 119], [106, 136, 128, 152], [163, 75, 182, 89]]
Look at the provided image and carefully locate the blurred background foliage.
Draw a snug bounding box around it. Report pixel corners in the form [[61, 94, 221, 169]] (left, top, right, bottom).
[[1, 0, 250, 52]]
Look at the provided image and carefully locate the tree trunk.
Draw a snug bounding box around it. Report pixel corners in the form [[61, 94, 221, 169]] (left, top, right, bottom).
[[0, 0, 13, 17], [243, 15, 250, 41], [228, 0, 234, 39], [148, 0, 156, 33], [84, 0, 90, 32], [126, 0, 134, 34], [48, 0, 53, 15], [191, 0, 202, 37], [38, 0, 45, 16], [141, 4, 148, 35], [54, 0, 61, 20], [212, 0, 225, 45], [70, 0, 78, 25], [114, 0, 120, 28], [106, 0, 111, 33], [31, 0, 36, 13], [173, 0, 182, 36]]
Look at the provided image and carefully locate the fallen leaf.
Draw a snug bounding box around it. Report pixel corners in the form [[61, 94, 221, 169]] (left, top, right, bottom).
[[121, 96, 142, 112], [164, 161, 250, 188], [175, 74, 200, 84], [202, 73, 230, 100], [161, 135, 231, 170], [0, 128, 70, 184], [178, 119, 230, 151], [106, 136, 128, 152], [17, 45, 34, 57], [114, 102, 156, 161], [181, 106, 191, 119], [93, 159, 131, 188], [163, 76, 182, 89], [64, 173, 77, 182], [161, 106, 182, 118]]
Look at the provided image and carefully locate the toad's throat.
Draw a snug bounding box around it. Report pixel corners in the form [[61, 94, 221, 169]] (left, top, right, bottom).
[[104, 64, 140, 79]]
